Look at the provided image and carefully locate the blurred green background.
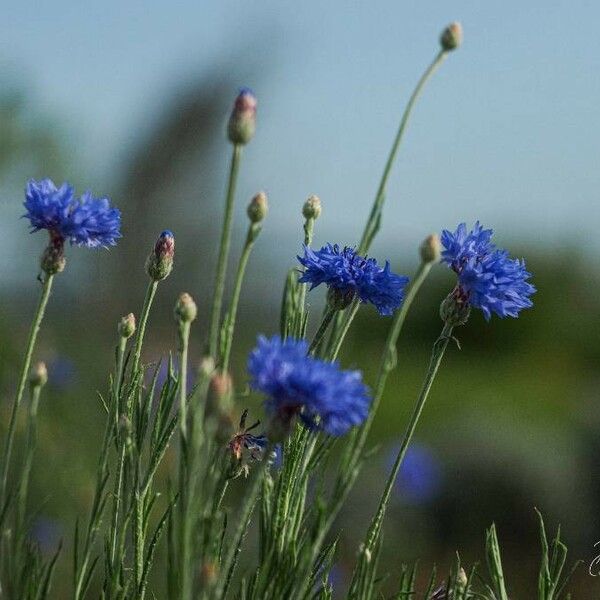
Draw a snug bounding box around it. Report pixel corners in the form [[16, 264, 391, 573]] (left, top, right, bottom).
[[1, 1, 600, 596]]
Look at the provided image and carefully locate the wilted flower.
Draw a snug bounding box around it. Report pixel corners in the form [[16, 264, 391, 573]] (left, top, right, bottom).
[[298, 244, 408, 316], [247, 335, 370, 437], [440, 222, 535, 321]]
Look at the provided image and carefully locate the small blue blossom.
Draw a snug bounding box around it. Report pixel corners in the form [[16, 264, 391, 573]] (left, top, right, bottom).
[[440, 222, 535, 320], [23, 178, 121, 248], [248, 335, 370, 436], [297, 244, 408, 316]]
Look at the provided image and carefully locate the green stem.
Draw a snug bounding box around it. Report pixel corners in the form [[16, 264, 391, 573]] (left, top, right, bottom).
[[364, 324, 452, 564], [208, 144, 243, 359], [1, 273, 54, 507], [220, 222, 262, 372], [131, 280, 158, 380], [297, 217, 315, 317], [308, 306, 337, 355], [178, 322, 191, 440], [327, 298, 361, 361], [358, 50, 447, 255]]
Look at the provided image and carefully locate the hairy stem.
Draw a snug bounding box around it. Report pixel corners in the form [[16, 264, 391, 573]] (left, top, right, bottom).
[[131, 280, 158, 380]]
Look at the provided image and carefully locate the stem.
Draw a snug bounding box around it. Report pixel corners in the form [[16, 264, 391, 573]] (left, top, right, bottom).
[[1, 273, 54, 506], [327, 299, 361, 361], [308, 306, 337, 355], [358, 50, 447, 255], [297, 217, 315, 317], [131, 280, 159, 380], [178, 322, 191, 440], [208, 144, 243, 359], [220, 222, 262, 372], [363, 321, 453, 555]]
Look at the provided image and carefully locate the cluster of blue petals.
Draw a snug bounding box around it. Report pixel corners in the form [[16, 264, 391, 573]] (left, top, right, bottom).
[[24, 178, 121, 248], [441, 222, 535, 320], [297, 244, 408, 316], [247, 335, 370, 436]]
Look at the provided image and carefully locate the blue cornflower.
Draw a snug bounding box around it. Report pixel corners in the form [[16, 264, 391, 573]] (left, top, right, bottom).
[[248, 335, 370, 436], [440, 222, 535, 320], [297, 244, 408, 316], [24, 178, 121, 248]]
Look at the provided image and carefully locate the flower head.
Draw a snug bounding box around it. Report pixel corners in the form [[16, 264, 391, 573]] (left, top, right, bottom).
[[24, 179, 121, 248], [298, 244, 408, 316], [24, 178, 121, 248], [248, 335, 370, 437], [440, 222, 535, 321]]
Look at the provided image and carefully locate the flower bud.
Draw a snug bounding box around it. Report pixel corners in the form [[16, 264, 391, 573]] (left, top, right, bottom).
[[41, 234, 66, 275], [174, 292, 197, 323], [199, 355, 216, 379], [227, 88, 257, 145], [207, 372, 232, 412], [145, 230, 175, 281], [440, 288, 471, 327], [29, 361, 48, 388], [440, 21, 462, 51], [457, 568, 468, 590], [118, 313, 136, 338], [327, 286, 355, 311], [302, 195, 322, 220], [247, 191, 268, 223], [420, 233, 441, 264]]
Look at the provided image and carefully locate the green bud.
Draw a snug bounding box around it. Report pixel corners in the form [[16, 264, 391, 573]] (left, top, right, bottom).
[[174, 292, 197, 323], [440, 21, 463, 51], [118, 313, 136, 338], [41, 234, 66, 275], [420, 233, 441, 264], [440, 289, 471, 326], [302, 194, 322, 220], [29, 361, 48, 388], [247, 191, 268, 223], [227, 88, 257, 145]]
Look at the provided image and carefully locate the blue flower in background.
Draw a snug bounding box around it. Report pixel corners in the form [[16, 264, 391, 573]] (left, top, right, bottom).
[[386, 443, 442, 504], [29, 516, 63, 554], [298, 244, 408, 316], [248, 335, 370, 436], [24, 178, 121, 248], [441, 222, 535, 320]]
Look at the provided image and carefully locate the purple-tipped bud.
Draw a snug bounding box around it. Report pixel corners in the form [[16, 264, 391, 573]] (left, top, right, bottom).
[[420, 233, 442, 264], [118, 313, 136, 339], [29, 361, 48, 388], [302, 195, 322, 220], [227, 88, 257, 145], [146, 230, 175, 281], [174, 292, 198, 323], [40, 232, 66, 275], [247, 191, 268, 223], [440, 21, 463, 51]]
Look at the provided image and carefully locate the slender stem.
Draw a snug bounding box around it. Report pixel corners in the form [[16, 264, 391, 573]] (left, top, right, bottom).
[[131, 280, 158, 380], [108, 336, 129, 569], [220, 222, 262, 372], [308, 306, 337, 355], [297, 217, 315, 317], [178, 322, 191, 440], [1, 273, 54, 506], [358, 50, 447, 255], [327, 299, 361, 361], [364, 321, 453, 553], [208, 144, 243, 359]]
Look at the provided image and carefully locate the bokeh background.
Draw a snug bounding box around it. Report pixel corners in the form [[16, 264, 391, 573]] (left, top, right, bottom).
[[1, 0, 600, 596]]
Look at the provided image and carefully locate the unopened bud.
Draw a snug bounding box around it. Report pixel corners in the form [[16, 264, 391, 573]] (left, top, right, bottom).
[[227, 88, 257, 145], [199, 355, 216, 379], [302, 195, 322, 220], [440, 288, 471, 327], [145, 230, 175, 281], [118, 313, 136, 338], [174, 292, 197, 323], [247, 191, 268, 223], [440, 21, 462, 51], [29, 361, 48, 388], [457, 568, 468, 589], [327, 286, 355, 311], [200, 561, 218, 587], [41, 233, 66, 275], [208, 372, 232, 410], [420, 233, 441, 264]]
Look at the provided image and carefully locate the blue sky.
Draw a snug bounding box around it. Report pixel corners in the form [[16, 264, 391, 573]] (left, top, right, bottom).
[[1, 0, 599, 265]]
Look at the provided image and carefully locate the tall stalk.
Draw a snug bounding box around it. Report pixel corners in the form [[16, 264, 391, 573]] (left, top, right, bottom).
[[1, 273, 54, 509]]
